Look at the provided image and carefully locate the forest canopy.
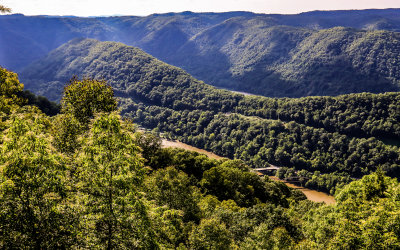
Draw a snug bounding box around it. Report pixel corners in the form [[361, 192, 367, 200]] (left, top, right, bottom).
[[17, 39, 400, 194], [1, 67, 400, 248]]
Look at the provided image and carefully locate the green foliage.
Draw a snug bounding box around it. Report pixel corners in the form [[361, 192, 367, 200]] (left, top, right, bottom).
[[241, 225, 296, 249], [20, 90, 60, 116], [144, 167, 201, 222], [149, 206, 188, 248], [0, 67, 60, 118], [0, 66, 25, 113], [61, 78, 117, 123], [188, 218, 233, 250], [134, 131, 170, 169], [51, 113, 83, 154], [134, 104, 400, 193], [1, 69, 324, 248], [303, 171, 400, 249], [0, 74, 160, 248], [3, 70, 400, 249], [0, 112, 78, 248], [75, 112, 156, 248], [17, 39, 400, 194], [201, 160, 291, 207], [20, 38, 400, 139]]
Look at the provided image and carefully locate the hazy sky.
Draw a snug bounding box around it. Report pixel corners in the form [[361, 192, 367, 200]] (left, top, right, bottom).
[[3, 0, 400, 16]]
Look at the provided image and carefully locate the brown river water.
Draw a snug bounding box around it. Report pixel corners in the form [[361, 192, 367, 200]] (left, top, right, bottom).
[[161, 139, 336, 204], [268, 176, 336, 204]]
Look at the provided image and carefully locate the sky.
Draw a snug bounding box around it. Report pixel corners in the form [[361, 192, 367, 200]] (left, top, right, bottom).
[[2, 0, 400, 17]]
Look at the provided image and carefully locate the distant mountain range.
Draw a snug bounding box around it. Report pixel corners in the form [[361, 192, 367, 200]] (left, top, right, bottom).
[[3, 9, 400, 97]]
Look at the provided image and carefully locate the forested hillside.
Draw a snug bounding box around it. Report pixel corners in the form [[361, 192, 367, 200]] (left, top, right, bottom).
[[2, 66, 400, 248], [171, 25, 400, 96], [3, 9, 400, 96], [20, 39, 400, 194]]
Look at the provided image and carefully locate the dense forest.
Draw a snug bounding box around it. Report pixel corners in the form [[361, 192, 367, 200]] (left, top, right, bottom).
[[2, 66, 400, 248], [19, 39, 400, 193], [3, 9, 400, 96]]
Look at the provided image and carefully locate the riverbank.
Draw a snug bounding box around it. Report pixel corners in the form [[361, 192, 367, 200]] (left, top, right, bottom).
[[269, 176, 336, 204], [161, 139, 225, 160], [161, 138, 335, 204]]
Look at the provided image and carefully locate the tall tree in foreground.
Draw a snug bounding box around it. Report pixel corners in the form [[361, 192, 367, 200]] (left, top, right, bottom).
[[53, 77, 118, 153], [0, 111, 78, 248], [75, 113, 157, 248], [59, 78, 156, 247]]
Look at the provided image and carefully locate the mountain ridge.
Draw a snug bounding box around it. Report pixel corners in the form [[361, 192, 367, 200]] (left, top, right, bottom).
[[3, 9, 400, 96]]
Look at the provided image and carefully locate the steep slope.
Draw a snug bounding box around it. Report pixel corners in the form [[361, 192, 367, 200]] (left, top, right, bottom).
[[20, 38, 400, 140], [171, 24, 400, 96], [259, 27, 400, 96], [168, 17, 312, 90], [19, 39, 400, 193], [20, 38, 242, 107], [278, 8, 400, 31], [4, 10, 400, 97], [0, 12, 255, 71], [0, 14, 118, 70]]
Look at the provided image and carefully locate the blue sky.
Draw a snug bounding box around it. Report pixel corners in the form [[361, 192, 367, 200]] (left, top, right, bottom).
[[3, 0, 400, 16]]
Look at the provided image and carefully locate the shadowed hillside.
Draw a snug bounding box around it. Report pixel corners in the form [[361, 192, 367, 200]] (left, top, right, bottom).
[[3, 9, 400, 96], [19, 39, 400, 195]]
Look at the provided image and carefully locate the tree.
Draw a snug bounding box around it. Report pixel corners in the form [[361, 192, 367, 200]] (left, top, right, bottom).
[[189, 218, 233, 250], [0, 67, 25, 113], [51, 113, 83, 154], [303, 172, 400, 248], [61, 78, 117, 124], [0, 112, 78, 248], [75, 112, 157, 248], [144, 167, 201, 222], [241, 224, 296, 249]]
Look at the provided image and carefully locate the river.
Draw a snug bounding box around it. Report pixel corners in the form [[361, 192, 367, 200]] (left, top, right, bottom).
[[268, 176, 336, 204], [161, 140, 225, 160], [161, 139, 336, 204]]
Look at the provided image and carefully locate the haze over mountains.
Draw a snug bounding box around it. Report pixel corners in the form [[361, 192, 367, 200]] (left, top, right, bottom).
[[3, 8, 400, 97], [3, 7, 400, 247]]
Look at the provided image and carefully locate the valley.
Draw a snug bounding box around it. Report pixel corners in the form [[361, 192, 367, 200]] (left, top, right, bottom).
[[162, 137, 336, 204], [1, 4, 400, 248], [17, 38, 400, 195]]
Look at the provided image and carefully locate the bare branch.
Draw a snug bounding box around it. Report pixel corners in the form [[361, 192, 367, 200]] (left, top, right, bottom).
[[0, 5, 11, 13]]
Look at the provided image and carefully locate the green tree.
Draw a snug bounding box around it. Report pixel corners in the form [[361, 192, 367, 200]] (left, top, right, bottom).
[[144, 167, 201, 222], [0, 67, 25, 113], [75, 113, 157, 248], [61, 78, 117, 124], [51, 113, 83, 154], [201, 160, 285, 207], [241, 224, 296, 250], [0, 112, 78, 248], [189, 218, 233, 250], [148, 207, 186, 248], [303, 172, 400, 249]]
